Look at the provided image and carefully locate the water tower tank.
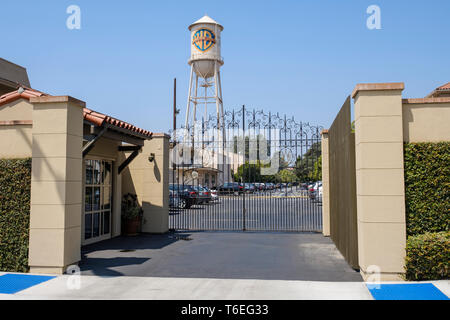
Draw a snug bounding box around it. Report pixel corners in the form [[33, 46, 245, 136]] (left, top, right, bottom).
[[188, 15, 224, 79]]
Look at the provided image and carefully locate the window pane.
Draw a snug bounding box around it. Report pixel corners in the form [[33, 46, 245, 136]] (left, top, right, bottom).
[[93, 160, 101, 184], [102, 187, 111, 210], [93, 213, 100, 237], [104, 162, 112, 185], [85, 187, 93, 212], [103, 211, 110, 235], [85, 160, 93, 185], [85, 214, 92, 240], [93, 187, 101, 211]]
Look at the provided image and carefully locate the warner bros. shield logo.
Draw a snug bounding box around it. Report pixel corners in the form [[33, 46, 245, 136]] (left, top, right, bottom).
[[192, 28, 216, 52]]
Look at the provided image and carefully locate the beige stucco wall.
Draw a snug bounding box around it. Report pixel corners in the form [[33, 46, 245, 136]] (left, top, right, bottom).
[[321, 132, 330, 237], [122, 135, 169, 234], [403, 101, 450, 142], [0, 99, 33, 158], [353, 83, 407, 281], [0, 98, 33, 120], [86, 137, 121, 160], [28, 96, 85, 274]]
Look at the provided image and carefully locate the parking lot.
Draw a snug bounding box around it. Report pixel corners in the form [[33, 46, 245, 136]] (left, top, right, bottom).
[[169, 188, 323, 232]]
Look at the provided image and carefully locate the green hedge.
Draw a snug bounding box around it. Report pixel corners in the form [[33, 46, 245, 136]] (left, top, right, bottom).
[[404, 142, 449, 236], [0, 158, 31, 272], [405, 231, 449, 281]]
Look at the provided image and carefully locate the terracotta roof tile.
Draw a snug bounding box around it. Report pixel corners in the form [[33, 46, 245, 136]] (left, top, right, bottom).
[[0, 88, 152, 138], [0, 87, 47, 106], [425, 82, 450, 98], [437, 82, 450, 90], [83, 108, 153, 137]]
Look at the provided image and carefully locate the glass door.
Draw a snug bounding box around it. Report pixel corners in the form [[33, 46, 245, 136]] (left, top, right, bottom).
[[83, 159, 113, 245]]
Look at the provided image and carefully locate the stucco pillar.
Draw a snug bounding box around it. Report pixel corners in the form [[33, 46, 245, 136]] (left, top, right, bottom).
[[352, 83, 407, 281], [125, 134, 169, 234], [321, 130, 330, 237], [28, 96, 85, 274]]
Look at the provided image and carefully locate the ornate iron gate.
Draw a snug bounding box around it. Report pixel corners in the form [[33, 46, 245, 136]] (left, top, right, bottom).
[[169, 106, 323, 232]]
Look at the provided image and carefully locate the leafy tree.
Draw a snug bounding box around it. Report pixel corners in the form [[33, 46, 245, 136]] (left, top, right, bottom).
[[311, 155, 322, 181], [233, 162, 261, 182], [233, 159, 281, 183], [276, 169, 297, 183], [295, 142, 321, 181]]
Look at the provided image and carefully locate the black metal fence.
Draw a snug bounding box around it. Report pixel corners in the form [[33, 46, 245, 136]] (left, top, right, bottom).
[[169, 106, 323, 232]]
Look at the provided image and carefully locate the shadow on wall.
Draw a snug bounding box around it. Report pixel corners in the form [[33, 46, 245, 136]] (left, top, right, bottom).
[[18, 125, 66, 204], [121, 164, 137, 195], [153, 159, 161, 182], [141, 201, 167, 231], [402, 105, 415, 142]]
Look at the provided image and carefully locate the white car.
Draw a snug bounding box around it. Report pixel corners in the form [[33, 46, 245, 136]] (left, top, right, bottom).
[[308, 181, 322, 201], [317, 185, 323, 202], [210, 188, 219, 201]]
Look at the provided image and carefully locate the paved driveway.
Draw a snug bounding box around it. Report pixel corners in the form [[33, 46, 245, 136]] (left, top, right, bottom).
[[80, 231, 362, 282]]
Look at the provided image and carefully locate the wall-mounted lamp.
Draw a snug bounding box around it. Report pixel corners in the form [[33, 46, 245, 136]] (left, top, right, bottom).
[[148, 153, 155, 163]]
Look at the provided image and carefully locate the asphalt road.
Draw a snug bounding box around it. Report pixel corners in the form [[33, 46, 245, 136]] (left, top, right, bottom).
[[80, 232, 361, 282], [169, 193, 322, 232]]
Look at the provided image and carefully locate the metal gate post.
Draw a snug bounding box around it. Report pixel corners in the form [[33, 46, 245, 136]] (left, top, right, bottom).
[[242, 105, 246, 231]]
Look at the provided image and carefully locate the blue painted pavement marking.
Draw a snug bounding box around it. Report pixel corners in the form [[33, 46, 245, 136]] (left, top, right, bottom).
[[0, 274, 56, 294], [367, 283, 449, 300]]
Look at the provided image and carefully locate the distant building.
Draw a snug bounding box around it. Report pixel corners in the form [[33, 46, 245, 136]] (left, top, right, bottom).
[[0, 58, 31, 95], [426, 82, 450, 98]]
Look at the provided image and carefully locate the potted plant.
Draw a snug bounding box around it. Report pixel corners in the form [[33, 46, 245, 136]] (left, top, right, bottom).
[[121, 193, 143, 236]]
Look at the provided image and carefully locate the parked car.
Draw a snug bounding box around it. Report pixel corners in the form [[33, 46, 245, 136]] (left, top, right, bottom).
[[308, 181, 322, 201], [193, 185, 212, 204], [244, 183, 256, 193], [169, 184, 198, 208], [253, 182, 264, 191], [169, 190, 181, 208], [310, 185, 323, 202], [218, 182, 244, 195], [210, 188, 219, 201], [266, 183, 275, 190], [300, 182, 309, 190]]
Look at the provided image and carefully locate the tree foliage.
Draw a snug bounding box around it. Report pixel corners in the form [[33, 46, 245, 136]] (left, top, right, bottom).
[[295, 142, 321, 181], [276, 169, 297, 183]]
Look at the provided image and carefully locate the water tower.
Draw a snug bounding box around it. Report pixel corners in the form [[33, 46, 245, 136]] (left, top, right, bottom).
[[185, 15, 224, 130]]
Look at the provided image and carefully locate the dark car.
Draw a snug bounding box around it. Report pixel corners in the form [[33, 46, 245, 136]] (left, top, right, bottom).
[[193, 186, 212, 204], [169, 184, 198, 208], [218, 182, 244, 195]]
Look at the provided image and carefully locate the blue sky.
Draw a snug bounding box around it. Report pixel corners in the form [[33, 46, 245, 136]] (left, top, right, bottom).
[[1, 0, 449, 132]]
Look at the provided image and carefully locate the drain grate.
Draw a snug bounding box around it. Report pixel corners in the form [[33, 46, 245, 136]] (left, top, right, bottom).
[[119, 249, 136, 252]]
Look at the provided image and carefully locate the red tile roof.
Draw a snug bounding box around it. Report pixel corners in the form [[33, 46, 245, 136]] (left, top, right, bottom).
[[426, 82, 450, 98], [437, 82, 450, 91], [0, 88, 152, 138], [83, 108, 152, 137], [0, 87, 47, 105]]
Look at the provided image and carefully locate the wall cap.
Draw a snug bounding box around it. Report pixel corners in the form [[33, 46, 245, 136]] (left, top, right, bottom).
[[321, 129, 329, 135], [352, 82, 405, 99], [152, 132, 171, 139], [30, 95, 86, 107], [402, 97, 450, 104]]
